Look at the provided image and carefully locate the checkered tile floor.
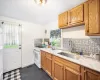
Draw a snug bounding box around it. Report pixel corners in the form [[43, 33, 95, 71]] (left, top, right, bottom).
[[3, 69, 21, 80]]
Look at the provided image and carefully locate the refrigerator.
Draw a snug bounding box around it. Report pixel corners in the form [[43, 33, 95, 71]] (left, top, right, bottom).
[[0, 24, 3, 80]]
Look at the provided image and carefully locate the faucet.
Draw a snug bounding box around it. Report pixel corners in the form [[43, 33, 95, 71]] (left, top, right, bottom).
[[68, 40, 72, 52], [90, 53, 100, 61]]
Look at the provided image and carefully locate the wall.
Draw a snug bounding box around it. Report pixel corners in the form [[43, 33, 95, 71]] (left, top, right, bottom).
[[45, 20, 100, 39], [63, 38, 100, 55], [45, 20, 59, 38], [44, 20, 100, 50], [0, 16, 45, 68]]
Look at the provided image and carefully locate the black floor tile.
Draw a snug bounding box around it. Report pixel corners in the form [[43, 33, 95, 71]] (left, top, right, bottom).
[[21, 64, 52, 80]]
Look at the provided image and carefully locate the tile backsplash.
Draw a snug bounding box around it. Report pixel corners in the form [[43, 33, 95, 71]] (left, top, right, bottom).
[[63, 38, 100, 55]]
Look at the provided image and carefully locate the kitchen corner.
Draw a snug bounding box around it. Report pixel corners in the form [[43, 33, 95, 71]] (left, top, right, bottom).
[[1, 0, 100, 80]]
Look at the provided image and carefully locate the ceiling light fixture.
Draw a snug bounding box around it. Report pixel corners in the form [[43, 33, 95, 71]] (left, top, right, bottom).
[[34, 0, 47, 5]]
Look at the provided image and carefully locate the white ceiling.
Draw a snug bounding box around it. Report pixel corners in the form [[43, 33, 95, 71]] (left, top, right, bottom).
[[0, 0, 86, 25]]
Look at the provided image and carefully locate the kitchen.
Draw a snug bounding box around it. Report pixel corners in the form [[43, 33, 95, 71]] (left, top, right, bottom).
[[0, 0, 100, 80]]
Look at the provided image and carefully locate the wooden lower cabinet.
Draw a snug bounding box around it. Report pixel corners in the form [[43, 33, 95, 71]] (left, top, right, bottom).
[[41, 51, 52, 77], [41, 51, 46, 70], [84, 68, 100, 80], [41, 51, 100, 80], [46, 56, 52, 77], [64, 66, 81, 80], [53, 61, 64, 80]]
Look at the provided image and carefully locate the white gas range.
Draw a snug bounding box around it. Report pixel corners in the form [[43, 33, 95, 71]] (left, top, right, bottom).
[[33, 47, 42, 68], [33, 38, 49, 68]]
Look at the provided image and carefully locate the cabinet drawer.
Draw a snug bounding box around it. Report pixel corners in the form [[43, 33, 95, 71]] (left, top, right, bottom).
[[54, 56, 80, 72], [46, 52, 52, 59]]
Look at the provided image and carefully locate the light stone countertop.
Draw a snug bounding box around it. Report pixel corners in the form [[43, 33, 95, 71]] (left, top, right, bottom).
[[40, 48, 100, 73]]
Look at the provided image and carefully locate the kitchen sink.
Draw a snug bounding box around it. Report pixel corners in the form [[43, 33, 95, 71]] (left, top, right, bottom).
[[57, 52, 80, 60]]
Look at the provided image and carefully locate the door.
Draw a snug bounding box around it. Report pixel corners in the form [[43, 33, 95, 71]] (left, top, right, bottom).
[[62, 12, 68, 27], [46, 56, 52, 76], [68, 4, 84, 25], [58, 14, 63, 28], [34, 49, 41, 68], [85, 68, 100, 80], [58, 12, 68, 28], [3, 48, 21, 72], [46, 53, 52, 77], [53, 61, 64, 80], [64, 66, 80, 80], [0, 23, 3, 80], [88, 0, 100, 34], [3, 22, 22, 72], [41, 51, 46, 70], [0, 50, 3, 80]]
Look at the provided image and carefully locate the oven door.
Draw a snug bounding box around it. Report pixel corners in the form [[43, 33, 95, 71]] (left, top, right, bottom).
[[34, 49, 41, 68]]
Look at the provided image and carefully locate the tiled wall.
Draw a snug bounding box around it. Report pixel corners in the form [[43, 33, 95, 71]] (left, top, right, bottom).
[[63, 38, 100, 55]]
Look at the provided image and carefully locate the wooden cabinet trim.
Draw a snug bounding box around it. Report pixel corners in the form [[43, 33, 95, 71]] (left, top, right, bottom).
[[65, 66, 81, 76], [54, 60, 64, 67], [54, 56, 80, 72], [46, 52, 52, 59]]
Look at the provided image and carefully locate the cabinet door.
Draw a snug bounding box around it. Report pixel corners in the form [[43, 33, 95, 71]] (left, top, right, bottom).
[[88, 0, 100, 34], [64, 66, 81, 80], [46, 56, 52, 76], [58, 14, 63, 28], [85, 68, 100, 80], [53, 61, 64, 80], [41, 51, 46, 70], [68, 4, 84, 25], [63, 12, 68, 27], [58, 12, 68, 28]]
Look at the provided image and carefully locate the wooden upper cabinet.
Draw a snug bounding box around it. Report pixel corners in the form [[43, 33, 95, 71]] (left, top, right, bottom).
[[58, 14, 62, 28], [58, 4, 84, 29], [85, 0, 100, 35], [58, 11, 68, 28], [68, 4, 84, 26], [63, 12, 68, 26], [84, 68, 100, 80], [64, 66, 81, 80]]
